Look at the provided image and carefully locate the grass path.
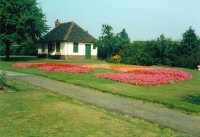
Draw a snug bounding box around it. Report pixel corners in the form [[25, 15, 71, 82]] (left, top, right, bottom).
[[5, 70, 200, 136], [0, 80, 184, 137]]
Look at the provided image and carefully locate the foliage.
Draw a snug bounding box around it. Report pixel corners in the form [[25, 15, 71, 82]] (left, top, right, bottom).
[[0, 44, 5, 56], [180, 27, 198, 55], [0, 38, 38, 56], [97, 24, 116, 59], [116, 29, 130, 50], [98, 25, 200, 69], [0, 0, 48, 59], [176, 27, 200, 68], [111, 55, 122, 64], [118, 29, 130, 44], [10, 38, 37, 55], [97, 25, 130, 60], [0, 71, 7, 90]]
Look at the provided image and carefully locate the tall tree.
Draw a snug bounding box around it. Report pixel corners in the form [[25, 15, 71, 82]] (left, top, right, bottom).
[[177, 27, 200, 68], [180, 27, 198, 55], [0, 0, 48, 60], [98, 24, 116, 59], [117, 28, 130, 45], [156, 34, 172, 64]]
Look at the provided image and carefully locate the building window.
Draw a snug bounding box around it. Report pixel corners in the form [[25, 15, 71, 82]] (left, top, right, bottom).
[[73, 42, 78, 53], [93, 45, 97, 49], [42, 44, 45, 52], [56, 42, 60, 52]]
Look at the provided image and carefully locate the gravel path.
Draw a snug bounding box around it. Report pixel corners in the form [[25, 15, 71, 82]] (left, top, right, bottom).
[[5, 71, 200, 136]]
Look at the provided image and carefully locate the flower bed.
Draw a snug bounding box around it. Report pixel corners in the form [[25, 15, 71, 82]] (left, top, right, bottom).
[[109, 64, 152, 72], [95, 68, 192, 86], [84, 64, 154, 72], [13, 63, 93, 73], [13, 63, 43, 68], [83, 64, 111, 69]]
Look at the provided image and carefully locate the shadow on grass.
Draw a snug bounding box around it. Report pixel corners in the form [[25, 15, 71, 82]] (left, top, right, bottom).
[[183, 95, 200, 105], [0, 56, 42, 62], [0, 56, 104, 64]]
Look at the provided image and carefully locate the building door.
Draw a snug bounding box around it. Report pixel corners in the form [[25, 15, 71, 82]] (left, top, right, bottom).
[[48, 43, 55, 54], [85, 44, 91, 59]]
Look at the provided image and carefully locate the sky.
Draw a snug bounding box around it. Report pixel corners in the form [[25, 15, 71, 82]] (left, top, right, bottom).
[[37, 0, 200, 41]]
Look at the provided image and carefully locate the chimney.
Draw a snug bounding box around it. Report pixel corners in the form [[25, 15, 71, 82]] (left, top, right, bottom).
[[55, 19, 61, 27]]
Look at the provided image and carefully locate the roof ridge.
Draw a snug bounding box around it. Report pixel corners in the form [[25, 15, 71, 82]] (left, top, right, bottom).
[[40, 21, 96, 43], [74, 23, 96, 40], [64, 22, 74, 41]]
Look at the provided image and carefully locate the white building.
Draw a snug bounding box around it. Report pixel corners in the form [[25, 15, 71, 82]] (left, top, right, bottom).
[[38, 21, 97, 60]]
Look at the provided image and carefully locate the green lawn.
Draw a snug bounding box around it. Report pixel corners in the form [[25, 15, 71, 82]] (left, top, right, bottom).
[[1, 57, 200, 115], [0, 80, 184, 137]]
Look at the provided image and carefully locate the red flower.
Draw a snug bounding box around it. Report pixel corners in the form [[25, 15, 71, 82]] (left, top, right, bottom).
[[95, 68, 192, 86], [13, 63, 93, 73]]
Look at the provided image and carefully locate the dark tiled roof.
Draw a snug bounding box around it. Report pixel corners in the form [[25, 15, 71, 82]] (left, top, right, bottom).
[[39, 22, 96, 43]]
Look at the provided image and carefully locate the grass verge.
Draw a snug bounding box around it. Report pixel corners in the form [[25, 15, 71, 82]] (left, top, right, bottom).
[[0, 79, 185, 137]]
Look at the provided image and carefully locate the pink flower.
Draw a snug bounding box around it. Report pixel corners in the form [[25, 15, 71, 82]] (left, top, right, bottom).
[[13, 63, 93, 73], [95, 68, 192, 86]]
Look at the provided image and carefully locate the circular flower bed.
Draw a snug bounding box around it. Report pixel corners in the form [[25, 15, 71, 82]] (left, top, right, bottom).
[[13, 63, 93, 73], [95, 68, 192, 86]]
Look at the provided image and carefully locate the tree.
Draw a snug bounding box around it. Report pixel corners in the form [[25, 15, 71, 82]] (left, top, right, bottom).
[[155, 34, 172, 64], [0, 0, 48, 60], [176, 27, 200, 68], [98, 24, 116, 59], [117, 28, 130, 45], [180, 27, 198, 55], [98, 25, 131, 60]]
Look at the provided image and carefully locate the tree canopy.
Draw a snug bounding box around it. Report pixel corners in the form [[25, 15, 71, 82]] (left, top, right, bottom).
[[97, 26, 200, 69], [97, 25, 130, 60], [97, 24, 116, 59], [180, 27, 198, 55], [0, 0, 48, 59]]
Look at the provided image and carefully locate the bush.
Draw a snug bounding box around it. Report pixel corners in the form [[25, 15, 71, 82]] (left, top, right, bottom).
[[111, 55, 122, 64], [0, 71, 7, 90], [0, 44, 6, 56], [122, 57, 135, 65], [135, 52, 154, 66]]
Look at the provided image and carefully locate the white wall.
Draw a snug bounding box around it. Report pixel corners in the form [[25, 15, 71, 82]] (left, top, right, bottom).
[[38, 42, 98, 56], [65, 42, 97, 56], [38, 43, 48, 54], [38, 46, 42, 54], [91, 44, 98, 56], [51, 42, 65, 55], [38, 42, 65, 55], [60, 42, 66, 55], [66, 42, 84, 55]]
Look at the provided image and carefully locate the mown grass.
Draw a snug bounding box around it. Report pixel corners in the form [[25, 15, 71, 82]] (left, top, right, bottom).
[[0, 79, 184, 137], [1, 57, 200, 115]]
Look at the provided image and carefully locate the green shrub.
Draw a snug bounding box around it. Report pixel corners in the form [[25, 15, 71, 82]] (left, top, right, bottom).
[[0, 71, 7, 90], [0, 44, 6, 56], [135, 52, 154, 66], [122, 57, 135, 65], [111, 55, 122, 64]]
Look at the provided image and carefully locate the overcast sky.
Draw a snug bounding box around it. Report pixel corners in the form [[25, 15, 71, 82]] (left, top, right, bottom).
[[38, 0, 200, 41]]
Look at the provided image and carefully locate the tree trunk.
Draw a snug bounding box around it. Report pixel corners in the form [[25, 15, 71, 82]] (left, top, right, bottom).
[[107, 48, 110, 59], [5, 42, 10, 60]]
